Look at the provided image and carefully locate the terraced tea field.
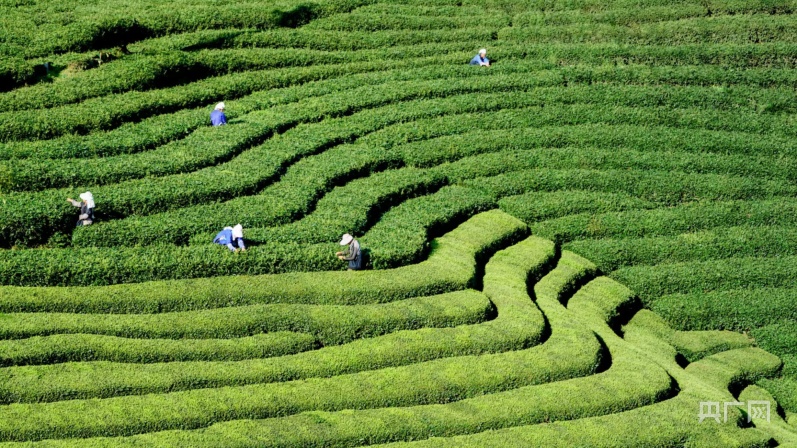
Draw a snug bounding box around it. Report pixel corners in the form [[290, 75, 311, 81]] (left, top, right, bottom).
[[1, 0, 797, 445]]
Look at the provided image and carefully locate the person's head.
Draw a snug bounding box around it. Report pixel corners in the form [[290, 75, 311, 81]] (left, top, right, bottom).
[[215, 102, 225, 111], [232, 224, 244, 239], [79, 191, 94, 207], [479, 48, 487, 56], [339, 233, 354, 246]]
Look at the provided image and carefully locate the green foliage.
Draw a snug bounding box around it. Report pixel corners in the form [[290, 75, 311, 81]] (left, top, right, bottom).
[[502, 15, 797, 45], [0, 235, 601, 440], [198, 167, 447, 246], [304, 12, 509, 31], [624, 310, 752, 363], [0, 332, 316, 366], [652, 288, 797, 332], [530, 198, 797, 242], [499, 190, 655, 223], [0, 290, 492, 345], [2, 0, 797, 444], [0, 210, 527, 308], [613, 256, 797, 305], [1, 77, 551, 247], [399, 124, 797, 180], [1, 0, 371, 59], [566, 225, 797, 271]]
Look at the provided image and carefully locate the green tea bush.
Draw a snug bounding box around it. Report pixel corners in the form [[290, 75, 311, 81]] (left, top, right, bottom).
[[8, 0, 375, 58], [7, 42, 797, 142], [0, 45, 482, 142], [499, 191, 656, 223], [225, 28, 496, 51], [530, 198, 797, 242], [2, 78, 558, 247], [513, 41, 797, 68], [565, 225, 797, 271], [197, 167, 446, 246], [0, 332, 316, 366], [0, 56, 36, 92], [71, 142, 406, 248], [62, 96, 797, 249], [0, 59, 524, 160], [513, 5, 708, 27], [375, 396, 769, 447], [399, 125, 797, 180], [624, 310, 751, 363], [750, 320, 797, 360], [0, 43, 480, 114], [502, 15, 797, 46], [363, 186, 497, 269], [470, 168, 795, 206], [2, 0, 797, 443], [304, 12, 509, 31], [0, 181, 502, 284], [0, 108, 206, 160], [0, 290, 491, 344], [613, 256, 797, 303], [0, 210, 527, 308], [651, 287, 797, 332], [0, 236, 602, 436]]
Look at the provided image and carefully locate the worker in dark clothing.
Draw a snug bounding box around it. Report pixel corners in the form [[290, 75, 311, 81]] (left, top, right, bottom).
[[67, 191, 95, 226], [336, 233, 363, 270]]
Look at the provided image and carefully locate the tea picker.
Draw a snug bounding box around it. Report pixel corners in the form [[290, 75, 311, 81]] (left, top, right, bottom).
[[66, 191, 95, 226], [336, 233, 363, 270]]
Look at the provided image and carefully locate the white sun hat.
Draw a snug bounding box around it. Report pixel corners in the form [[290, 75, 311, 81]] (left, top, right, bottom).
[[339, 233, 353, 245], [479, 48, 487, 54], [79, 191, 95, 208], [232, 224, 243, 239], [215, 102, 225, 110]]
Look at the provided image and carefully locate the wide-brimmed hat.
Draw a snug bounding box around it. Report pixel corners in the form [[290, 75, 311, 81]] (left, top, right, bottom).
[[339, 233, 353, 245], [215, 102, 225, 110]]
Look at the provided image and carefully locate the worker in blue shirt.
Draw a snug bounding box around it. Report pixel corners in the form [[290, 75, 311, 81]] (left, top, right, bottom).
[[469, 49, 490, 67], [210, 102, 227, 126], [213, 225, 247, 252]]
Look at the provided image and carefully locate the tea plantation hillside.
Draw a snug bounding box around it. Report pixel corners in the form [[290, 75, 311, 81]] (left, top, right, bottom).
[[1, 0, 797, 445]]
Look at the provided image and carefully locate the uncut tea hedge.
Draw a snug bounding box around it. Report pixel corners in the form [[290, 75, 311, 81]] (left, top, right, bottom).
[[2, 0, 797, 445]]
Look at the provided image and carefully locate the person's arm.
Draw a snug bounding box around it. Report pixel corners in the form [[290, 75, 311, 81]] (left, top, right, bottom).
[[226, 243, 236, 252], [341, 242, 359, 260], [67, 198, 81, 207], [220, 113, 227, 125]]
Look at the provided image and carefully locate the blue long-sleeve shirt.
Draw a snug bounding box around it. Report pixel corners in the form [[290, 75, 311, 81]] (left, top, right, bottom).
[[470, 54, 489, 66], [213, 228, 235, 251], [210, 110, 227, 126]]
